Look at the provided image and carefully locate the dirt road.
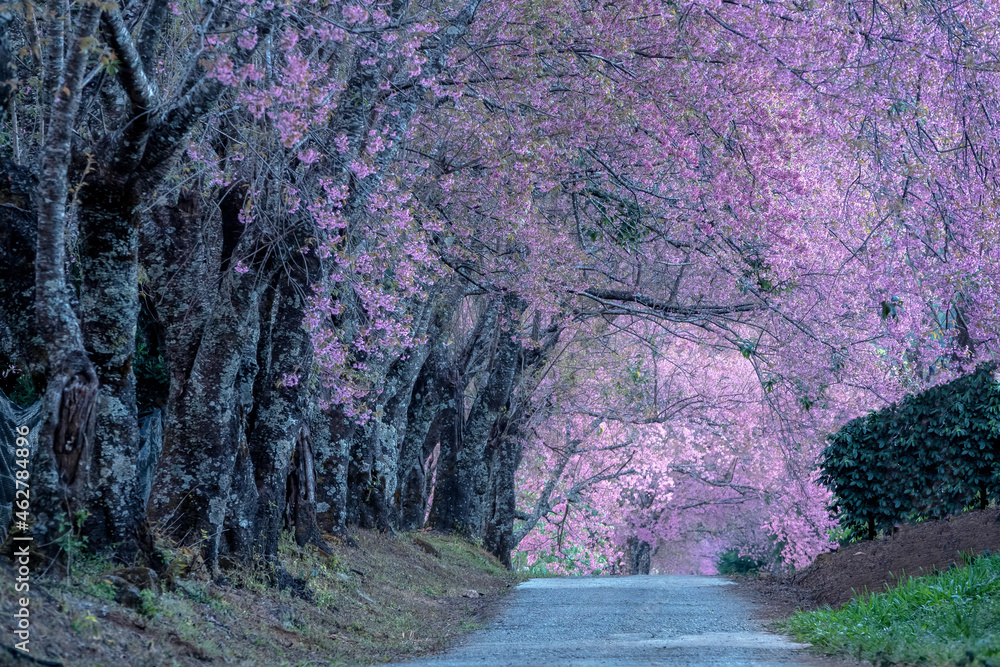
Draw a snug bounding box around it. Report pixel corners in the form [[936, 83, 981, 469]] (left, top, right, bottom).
[[388, 575, 841, 666]]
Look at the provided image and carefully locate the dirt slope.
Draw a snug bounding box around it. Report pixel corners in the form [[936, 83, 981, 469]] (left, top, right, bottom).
[[792, 507, 1000, 607], [0, 531, 519, 666], [740, 507, 1000, 617]]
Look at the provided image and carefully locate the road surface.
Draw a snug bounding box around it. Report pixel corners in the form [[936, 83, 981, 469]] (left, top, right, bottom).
[[389, 575, 841, 666]]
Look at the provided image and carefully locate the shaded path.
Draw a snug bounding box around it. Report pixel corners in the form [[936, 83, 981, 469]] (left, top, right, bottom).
[[389, 575, 833, 666]]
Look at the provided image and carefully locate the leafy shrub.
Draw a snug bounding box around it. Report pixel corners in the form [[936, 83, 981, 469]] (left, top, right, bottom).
[[513, 545, 609, 576], [716, 534, 787, 575], [716, 549, 765, 575], [820, 363, 1000, 539], [138, 589, 161, 617]]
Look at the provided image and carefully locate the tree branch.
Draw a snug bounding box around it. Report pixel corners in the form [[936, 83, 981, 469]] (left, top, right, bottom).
[[137, 3, 281, 179], [580, 288, 757, 319], [137, 0, 170, 78], [35, 0, 102, 488], [101, 7, 158, 171]]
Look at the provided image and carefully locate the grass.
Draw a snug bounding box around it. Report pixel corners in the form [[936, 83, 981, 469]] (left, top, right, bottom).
[[3, 529, 517, 666], [413, 533, 514, 578], [785, 551, 1000, 666]]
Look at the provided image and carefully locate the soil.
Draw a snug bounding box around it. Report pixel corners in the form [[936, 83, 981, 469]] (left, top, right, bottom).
[[735, 507, 1000, 620], [0, 530, 521, 666]]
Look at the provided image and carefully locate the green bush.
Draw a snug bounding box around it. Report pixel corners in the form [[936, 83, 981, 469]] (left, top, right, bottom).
[[820, 363, 1000, 539], [716, 549, 765, 575], [716, 534, 786, 575]]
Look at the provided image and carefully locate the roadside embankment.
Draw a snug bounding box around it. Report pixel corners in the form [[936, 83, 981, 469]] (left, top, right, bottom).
[[0, 530, 520, 666], [739, 508, 1000, 666]]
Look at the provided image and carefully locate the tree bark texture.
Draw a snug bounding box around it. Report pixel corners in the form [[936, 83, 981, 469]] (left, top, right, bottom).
[[33, 3, 103, 545], [428, 295, 526, 536], [312, 404, 356, 535], [627, 537, 652, 575], [77, 179, 142, 558], [0, 0, 556, 573], [344, 291, 446, 529], [247, 256, 321, 562], [285, 424, 328, 550], [482, 425, 524, 567], [143, 190, 270, 572], [395, 287, 465, 529], [0, 162, 44, 388]]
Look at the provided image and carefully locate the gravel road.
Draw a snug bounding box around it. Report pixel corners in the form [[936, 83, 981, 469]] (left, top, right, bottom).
[[388, 575, 840, 666]]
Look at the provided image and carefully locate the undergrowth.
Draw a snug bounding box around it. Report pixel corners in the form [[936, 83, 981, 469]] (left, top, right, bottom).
[[785, 551, 1000, 666], [8, 529, 515, 665]]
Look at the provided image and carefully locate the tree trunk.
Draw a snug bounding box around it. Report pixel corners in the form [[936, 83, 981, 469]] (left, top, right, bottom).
[[431, 296, 525, 536], [285, 425, 328, 549], [33, 3, 103, 545], [150, 270, 264, 572], [482, 426, 524, 567], [223, 314, 261, 562], [396, 285, 464, 529], [425, 296, 498, 533], [627, 537, 651, 575], [397, 352, 449, 530], [143, 188, 269, 573], [76, 182, 142, 558], [313, 404, 357, 535], [225, 431, 258, 561], [247, 262, 318, 562], [344, 295, 437, 529], [423, 379, 464, 531]]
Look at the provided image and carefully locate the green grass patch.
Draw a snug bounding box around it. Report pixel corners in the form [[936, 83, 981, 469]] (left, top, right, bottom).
[[413, 533, 511, 578], [785, 552, 1000, 666]]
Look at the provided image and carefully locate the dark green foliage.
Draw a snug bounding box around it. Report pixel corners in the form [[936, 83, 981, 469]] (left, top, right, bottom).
[[0, 355, 40, 407], [135, 301, 169, 412], [716, 549, 766, 575], [583, 187, 644, 249], [820, 363, 1000, 540], [6, 372, 39, 407], [716, 534, 787, 575]]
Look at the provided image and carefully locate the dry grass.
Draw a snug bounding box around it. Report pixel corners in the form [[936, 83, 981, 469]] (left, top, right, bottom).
[[0, 530, 523, 666]]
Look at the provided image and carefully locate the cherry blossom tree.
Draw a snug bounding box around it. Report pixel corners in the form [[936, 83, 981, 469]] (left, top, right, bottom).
[[1, 0, 999, 580]]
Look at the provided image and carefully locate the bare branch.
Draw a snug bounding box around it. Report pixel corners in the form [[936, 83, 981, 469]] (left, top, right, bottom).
[[580, 288, 757, 319], [137, 0, 170, 77], [101, 7, 158, 171]]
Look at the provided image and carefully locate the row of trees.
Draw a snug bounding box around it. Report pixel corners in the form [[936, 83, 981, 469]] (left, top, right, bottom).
[[1, 0, 999, 577], [502, 0, 1000, 571]]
